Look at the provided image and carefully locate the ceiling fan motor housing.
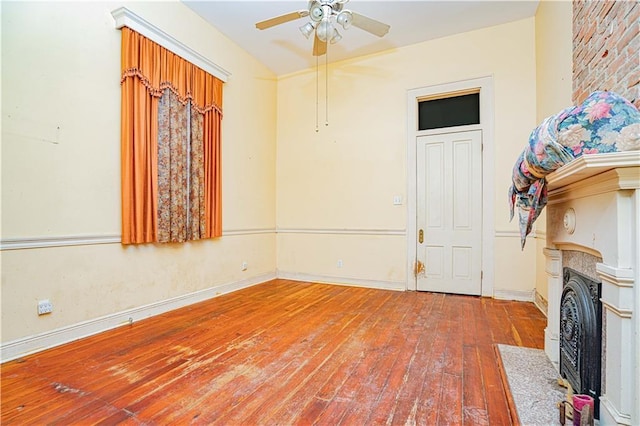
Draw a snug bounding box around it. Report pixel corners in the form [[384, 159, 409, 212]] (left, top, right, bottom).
[[256, 0, 389, 56], [308, 0, 345, 21]]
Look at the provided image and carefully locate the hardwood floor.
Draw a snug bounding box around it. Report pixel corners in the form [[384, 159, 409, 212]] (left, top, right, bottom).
[[1, 279, 546, 425]]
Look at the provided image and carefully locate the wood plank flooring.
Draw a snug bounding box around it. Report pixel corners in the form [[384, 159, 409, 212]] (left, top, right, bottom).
[[1, 279, 547, 425]]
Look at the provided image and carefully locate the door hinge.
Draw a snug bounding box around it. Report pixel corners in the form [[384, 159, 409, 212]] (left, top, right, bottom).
[[481, 270, 484, 280]]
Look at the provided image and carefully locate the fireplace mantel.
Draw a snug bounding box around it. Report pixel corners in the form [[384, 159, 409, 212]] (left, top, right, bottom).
[[547, 151, 640, 189], [544, 152, 639, 425]]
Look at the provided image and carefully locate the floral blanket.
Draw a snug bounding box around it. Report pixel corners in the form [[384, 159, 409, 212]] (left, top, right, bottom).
[[509, 91, 640, 248]]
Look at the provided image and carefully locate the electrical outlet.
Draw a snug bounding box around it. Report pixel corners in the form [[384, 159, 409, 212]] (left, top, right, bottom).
[[241, 261, 248, 271], [38, 299, 53, 315], [337, 259, 343, 268]]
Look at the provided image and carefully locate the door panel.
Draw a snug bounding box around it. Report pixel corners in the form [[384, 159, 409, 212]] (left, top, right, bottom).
[[417, 130, 482, 295], [425, 143, 444, 230], [453, 140, 472, 229], [426, 246, 444, 279], [452, 246, 472, 279]]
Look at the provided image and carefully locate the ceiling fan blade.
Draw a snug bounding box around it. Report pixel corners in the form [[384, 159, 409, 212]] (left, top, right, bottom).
[[351, 12, 390, 37], [255, 10, 309, 30], [313, 35, 327, 56]]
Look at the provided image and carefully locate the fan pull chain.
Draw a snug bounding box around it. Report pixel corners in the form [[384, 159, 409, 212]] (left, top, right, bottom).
[[325, 41, 329, 127], [315, 54, 319, 132]]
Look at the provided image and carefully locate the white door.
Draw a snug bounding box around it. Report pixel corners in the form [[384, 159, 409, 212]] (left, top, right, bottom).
[[416, 130, 482, 295]]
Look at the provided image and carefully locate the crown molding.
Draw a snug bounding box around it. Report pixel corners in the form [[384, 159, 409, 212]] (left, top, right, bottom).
[[111, 7, 231, 82]]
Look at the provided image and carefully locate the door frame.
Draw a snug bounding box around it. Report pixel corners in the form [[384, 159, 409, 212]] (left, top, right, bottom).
[[406, 76, 495, 296]]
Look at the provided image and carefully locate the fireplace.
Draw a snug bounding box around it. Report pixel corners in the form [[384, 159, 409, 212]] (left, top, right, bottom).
[[559, 267, 602, 418], [543, 151, 640, 425]]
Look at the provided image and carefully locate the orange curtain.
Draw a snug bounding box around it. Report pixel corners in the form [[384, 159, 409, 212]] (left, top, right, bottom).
[[120, 27, 223, 244]]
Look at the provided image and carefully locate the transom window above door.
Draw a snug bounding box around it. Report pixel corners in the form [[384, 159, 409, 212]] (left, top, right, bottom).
[[418, 92, 480, 131]]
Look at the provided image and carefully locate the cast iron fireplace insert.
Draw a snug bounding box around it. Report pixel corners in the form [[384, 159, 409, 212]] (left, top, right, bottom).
[[559, 267, 602, 419]]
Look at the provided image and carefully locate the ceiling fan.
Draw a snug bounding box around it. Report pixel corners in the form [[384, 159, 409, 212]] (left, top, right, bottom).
[[255, 0, 390, 56]]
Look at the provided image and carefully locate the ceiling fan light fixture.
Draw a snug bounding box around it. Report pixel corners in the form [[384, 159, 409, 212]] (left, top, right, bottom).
[[330, 28, 342, 44], [309, 2, 324, 22], [299, 21, 316, 39], [336, 10, 352, 29], [316, 19, 333, 42]]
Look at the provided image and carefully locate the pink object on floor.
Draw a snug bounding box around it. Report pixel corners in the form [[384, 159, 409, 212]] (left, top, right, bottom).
[[572, 394, 594, 426]]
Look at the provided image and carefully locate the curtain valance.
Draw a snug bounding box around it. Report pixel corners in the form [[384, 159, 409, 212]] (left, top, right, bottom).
[[121, 27, 223, 115]]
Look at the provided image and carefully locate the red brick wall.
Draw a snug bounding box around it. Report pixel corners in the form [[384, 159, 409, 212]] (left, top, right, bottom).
[[573, 1, 639, 108]]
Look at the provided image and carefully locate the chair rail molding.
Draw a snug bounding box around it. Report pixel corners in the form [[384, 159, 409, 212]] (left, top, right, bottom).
[[0, 235, 121, 251], [0, 229, 277, 250], [276, 228, 405, 236]]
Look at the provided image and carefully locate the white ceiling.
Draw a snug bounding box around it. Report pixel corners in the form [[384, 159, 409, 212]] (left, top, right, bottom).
[[183, 0, 539, 76]]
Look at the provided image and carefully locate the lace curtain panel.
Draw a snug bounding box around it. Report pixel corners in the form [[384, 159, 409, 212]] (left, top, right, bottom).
[[120, 27, 222, 244]]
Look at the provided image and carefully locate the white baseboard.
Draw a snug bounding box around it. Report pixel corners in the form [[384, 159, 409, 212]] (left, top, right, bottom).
[[534, 290, 548, 316], [493, 288, 535, 302], [600, 395, 632, 425], [276, 270, 406, 292], [0, 272, 276, 363], [2, 274, 537, 362]]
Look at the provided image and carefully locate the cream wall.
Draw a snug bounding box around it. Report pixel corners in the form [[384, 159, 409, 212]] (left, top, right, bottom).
[[1, 1, 277, 346], [2, 4, 556, 357], [276, 18, 539, 296], [533, 0, 574, 307]]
